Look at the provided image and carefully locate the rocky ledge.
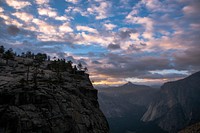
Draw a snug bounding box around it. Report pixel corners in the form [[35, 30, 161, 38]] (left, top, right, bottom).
[[0, 56, 109, 133]]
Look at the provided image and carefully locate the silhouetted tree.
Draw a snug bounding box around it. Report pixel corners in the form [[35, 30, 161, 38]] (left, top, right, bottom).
[[77, 62, 83, 71], [0, 45, 5, 54], [25, 51, 32, 58], [3, 48, 14, 64], [21, 52, 25, 58], [84, 67, 88, 72], [49, 60, 57, 71], [73, 65, 77, 74], [35, 53, 47, 63], [31, 53, 35, 59], [66, 60, 73, 72], [53, 56, 56, 60], [47, 56, 50, 61], [25, 61, 33, 82], [67, 60, 73, 65], [32, 62, 40, 88]]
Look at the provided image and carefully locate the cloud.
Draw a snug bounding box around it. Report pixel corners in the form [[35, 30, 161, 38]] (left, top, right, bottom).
[[7, 25, 20, 36], [32, 18, 57, 37], [37, 6, 70, 21], [76, 26, 98, 34], [59, 23, 73, 33], [107, 43, 121, 50], [126, 15, 154, 39], [132, 72, 188, 81], [55, 16, 69, 21], [77, 32, 114, 46], [37, 7, 57, 18], [140, 42, 147, 46], [118, 28, 137, 39], [124, 0, 184, 43], [65, 0, 79, 4], [1, 0, 200, 85], [0, 13, 10, 21], [95, 53, 172, 78], [12, 12, 33, 22], [0, 11, 24, 28], [174, 47, 200, 70], [182, 0, 200, 20], [35, 0, 49, 5], [182, 5, 196, 14], [182, 2, 200, 15], [5, 0, 31, 9], [142, 0, 163, 12], [127, 16, 154, 31], [0, 7, 4, 12], [190, 23, 200, 30], [77, 58, 87, 65], [127, 44, 141, 52], [92, 60, 102, 64], [104, 23, 117, 30], [87, 1, 111, 20], [65, 6, 88, 17], [130, 33, 140, 41], [1, 14, 23, 27]]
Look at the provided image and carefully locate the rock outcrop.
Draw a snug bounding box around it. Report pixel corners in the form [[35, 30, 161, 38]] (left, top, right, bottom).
[[0, 56, 109, 133], [141, 71, 200, 133], [178, 122, 200, 133]]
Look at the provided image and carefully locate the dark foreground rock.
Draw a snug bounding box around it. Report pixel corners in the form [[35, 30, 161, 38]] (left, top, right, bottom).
[[178, 122, 200, 133], [0, 56, 109, 133]]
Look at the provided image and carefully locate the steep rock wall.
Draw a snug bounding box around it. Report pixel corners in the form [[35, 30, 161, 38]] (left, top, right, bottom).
[[0, 57, 109, 133]]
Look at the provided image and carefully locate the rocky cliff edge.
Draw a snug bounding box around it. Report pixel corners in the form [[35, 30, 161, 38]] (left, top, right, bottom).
[[0, 56, 109, 133]]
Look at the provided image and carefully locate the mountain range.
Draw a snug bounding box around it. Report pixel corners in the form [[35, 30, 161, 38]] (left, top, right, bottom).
[[142, 71, 200, 133], [98, 81, 165, 133], [98, 71, 200, 133]]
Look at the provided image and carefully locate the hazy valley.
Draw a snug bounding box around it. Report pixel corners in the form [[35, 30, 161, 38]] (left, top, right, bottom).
[[98, 72, 200, 133]]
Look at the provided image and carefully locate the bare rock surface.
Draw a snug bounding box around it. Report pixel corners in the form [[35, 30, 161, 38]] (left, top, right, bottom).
[[142, 71, 200, 133], [0, 56, 109, 133]]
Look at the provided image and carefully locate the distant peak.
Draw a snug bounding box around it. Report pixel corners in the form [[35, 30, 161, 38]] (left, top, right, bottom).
[[121, 82, 150, 89], [127, 81, 133, 85], [122, 81, 134, 87]]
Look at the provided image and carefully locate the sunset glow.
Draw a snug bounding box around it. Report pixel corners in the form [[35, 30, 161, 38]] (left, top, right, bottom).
[[1, 0, 200, 86]]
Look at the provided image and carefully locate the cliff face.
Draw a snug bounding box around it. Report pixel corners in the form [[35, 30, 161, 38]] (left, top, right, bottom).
[[0, 57, 109, 133], [141, 71, 200, 133], [178, 122, 200, 133]]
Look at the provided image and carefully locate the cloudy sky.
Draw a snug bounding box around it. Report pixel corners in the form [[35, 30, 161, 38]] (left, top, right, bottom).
[[0, 0, 200, 86]]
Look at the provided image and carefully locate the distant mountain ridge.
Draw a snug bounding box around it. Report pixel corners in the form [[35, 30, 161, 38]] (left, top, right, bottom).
[[98, 71, 200, 133], [99, 81, 154, 93], [142, 71, 200, 133], [98, 81, 157, 107], [98, 82, 164, 133], [121, 81, 150, 88]]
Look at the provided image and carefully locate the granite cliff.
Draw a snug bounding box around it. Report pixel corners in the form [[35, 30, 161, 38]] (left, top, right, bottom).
[[0, 53, 109, 133], [178, 122, 200, 133], [141, 71, 200, 133]]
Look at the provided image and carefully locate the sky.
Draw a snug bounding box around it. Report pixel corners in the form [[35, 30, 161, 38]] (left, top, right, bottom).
[[0, 0, 200, 86]]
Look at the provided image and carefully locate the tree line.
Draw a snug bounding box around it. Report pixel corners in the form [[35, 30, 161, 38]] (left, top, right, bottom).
[[0, 45, 88, 73]]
